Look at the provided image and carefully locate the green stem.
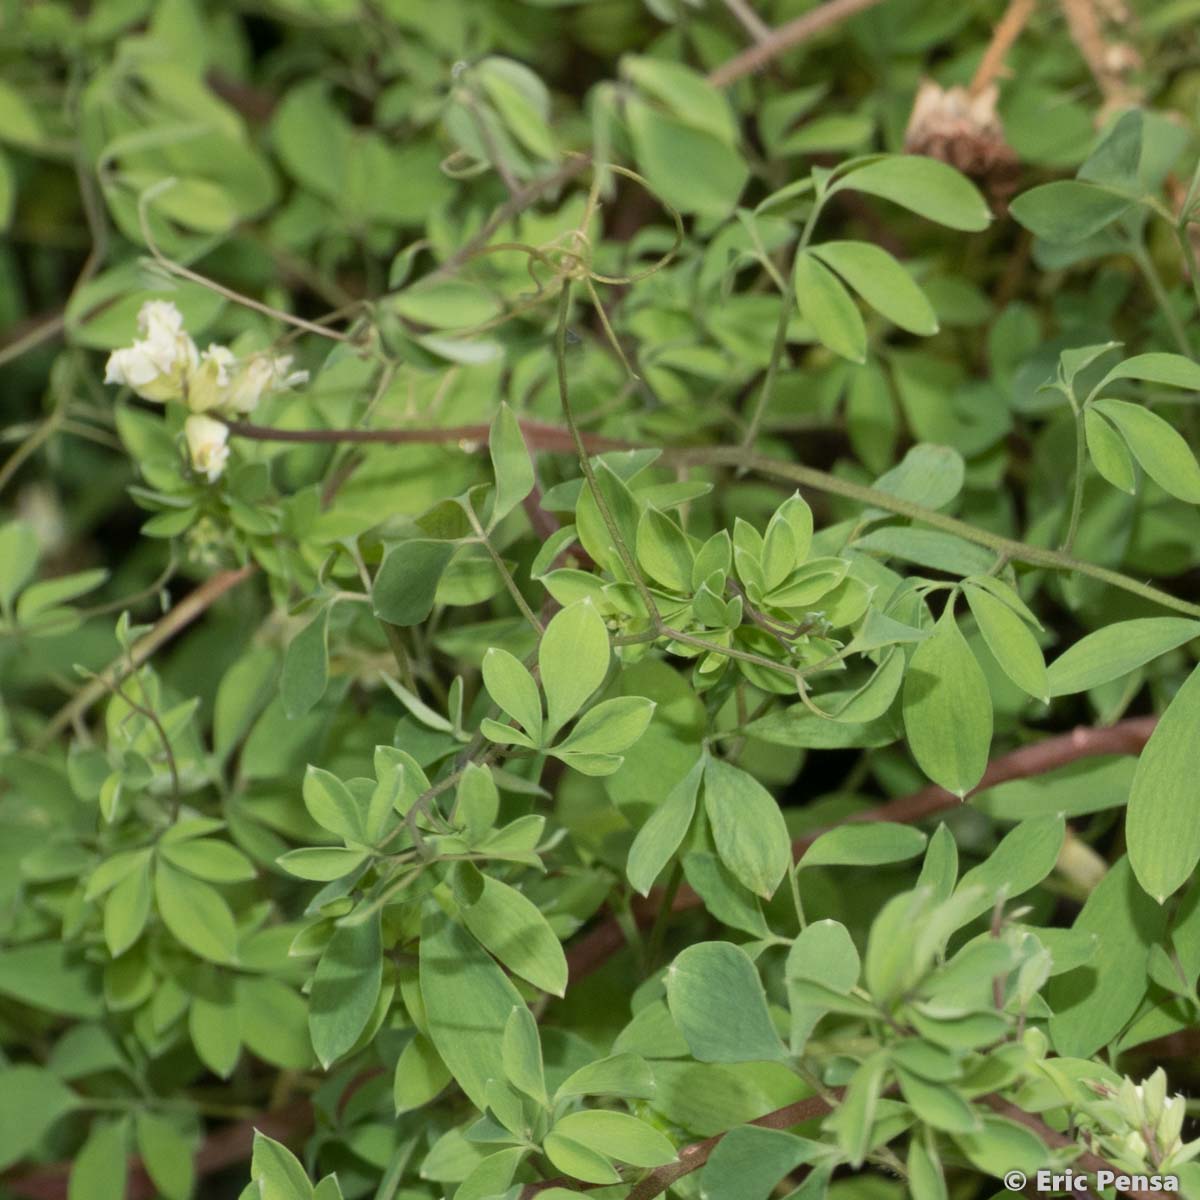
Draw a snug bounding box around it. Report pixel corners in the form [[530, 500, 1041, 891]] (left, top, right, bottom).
[[740, 196, 824, 454], [1175, 223, 1200, 329], [645, 860, 684, 970], [740, 289, 793, 454], [671, 446, 1200, 619], [554, 282, 663, 629], [467, 509, 545, 634], [1132, 243, 1191, 358], [788, 862, 807, 931], [1062, 407, 1087, 554]]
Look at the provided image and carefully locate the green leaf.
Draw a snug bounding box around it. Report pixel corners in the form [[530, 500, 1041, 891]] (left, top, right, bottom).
[[541, 1134, 620, 1185], [502, 1004, 546, 1104], [1127, 664, 1200, 902], [555, 1053, 655, 1101], [836, 155, 991, 231], [482, 648, 543, 742], [276, 847, 369, 881], [700, 1126, 817, 1200], [786, 918, 861, 1052], [954, 816, 1064, 925], [373, 539, 456, 626], [1092, 397, 1200, 502], [952, 1115, 1047, 1179], [811, 241, 938, 335], [0, 521, 38, 613], [907, 1134, 948, 1200], [972, 757, 1135, 823], [964, 583, 1048, 702], [214, 647, 277, 760], [1084, 408, 1136, 493], [895, 1068, 979, 1132], [829, 1050, 888, 1166], [1046, 617, 1200, 696], [793, 249, 866, 363], [917, 824, 959, 901], [636, 506, 694, 593], [16, 568, 108, 622], [1047, 856, 1165, 1056], [420, 907, 525, 1111], [625, 97, 748, 218], [160, 837, 257, 883], [554, 696, 655, 756], [489, 403, 535, 525], [549, 1111, 675, 1168], [455, 867, 568, 996], [0, 1066, 78, 1170], [135, 1111, 194, 1200], [302, 766, 365, 843], [235, 978, 313, 1070], [103, 860, 152, 957], [189, 979, 240, 1079], [622, 56, 738, 145], [627, 758, 702, 895], [477, 57, 556, 158], [309, 914, 383, 1068], [393, 1032, 451, 1114], [1100, 351, 1200, 392], [391, 278, 503, 330], [0, 79, 44, 147], [0, 942, 102, 1018], [902, 608, 993, 797], [800, 822, 927, 869], [281, 606, 330, 720], [539, 599, 611, 737], [455, 1146, 529, 1200], [457, 762, 500, 842], [665, 941, 787, 1064], [871, 443, 965, 512], [252, 1131, 313, 1200], [704, 757, 790, 899], [69, 1118, 128, 1200], [154, 861, 238, 964], [1009, 180, 1131, 243]]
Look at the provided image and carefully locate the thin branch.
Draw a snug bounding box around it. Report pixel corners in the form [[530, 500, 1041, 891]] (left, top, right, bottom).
[[721, 0, 773, 44], [0, 314, 67, 370], [224, 417, 633, 456], [706, 0, 888, 88], [226, 418, 1200, 620], [676, 446, 1200, 619], [33, 565, 257, 750], [565, 716, 1158, 982], [428, 157, 591, 283], [3, 1099, 313, 1200], [3, 717, 1163, 1200], [970, 0, 1038, 95], [982, 1096, 1171, 1200], [621, 1094, 836, 1200]]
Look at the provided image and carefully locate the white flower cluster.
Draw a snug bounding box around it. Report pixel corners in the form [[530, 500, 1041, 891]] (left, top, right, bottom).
[[104, 301, 307, 483], [1085, 1068, 1200, 1175]]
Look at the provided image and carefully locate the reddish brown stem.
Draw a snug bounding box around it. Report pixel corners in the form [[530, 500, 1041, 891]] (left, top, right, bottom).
[[224, 418, 634, 456], [566, 716, 1158, 982], [706, 0, 888, 88]]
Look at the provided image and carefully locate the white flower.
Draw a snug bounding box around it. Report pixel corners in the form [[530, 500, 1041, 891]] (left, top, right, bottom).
[[184, 414, 230, 483], [103, 300, 198, 402], [227, 353, 309, 414], [187, 345, 237, 414]]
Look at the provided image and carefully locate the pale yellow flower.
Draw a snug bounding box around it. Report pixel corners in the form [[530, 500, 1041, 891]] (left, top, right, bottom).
[[184, 414, 230, 483]]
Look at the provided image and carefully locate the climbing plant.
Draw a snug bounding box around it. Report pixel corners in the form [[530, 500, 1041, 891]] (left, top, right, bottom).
[[3, 2, 1200, 1200]]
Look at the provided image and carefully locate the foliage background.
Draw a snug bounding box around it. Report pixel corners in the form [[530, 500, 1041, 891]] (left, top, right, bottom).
[[4, 1, 1200, 1199]]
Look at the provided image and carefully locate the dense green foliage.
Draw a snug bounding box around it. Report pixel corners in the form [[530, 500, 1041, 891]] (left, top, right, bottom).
[[5, 2, 1200, 1199]]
